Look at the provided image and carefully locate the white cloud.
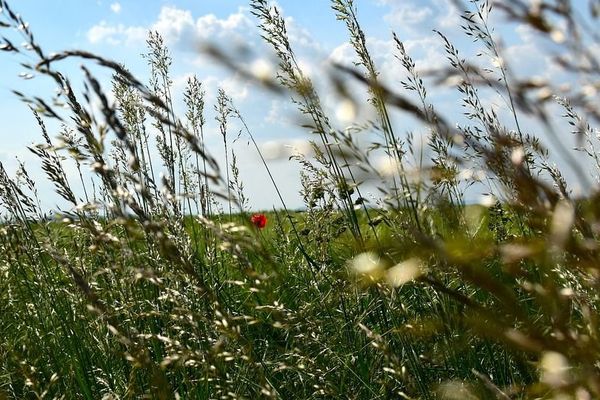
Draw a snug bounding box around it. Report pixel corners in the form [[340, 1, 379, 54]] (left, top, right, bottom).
[[264, 99, 297, 127], [377, 0, 460, 32], [148, 6, 254, 49], [191, 74, 248, 104], [329, 41, 354, 65], [283, 16, 322, 54], [384, 4, 433, 27], [86, 21, 146, 45], [433, 0, 460, 28], [221, 74, 250, 101], [328, 35, 445, 80], [110, 2, 121, 14], [150, 7, 196, 46], [265, 100, 284, 126], [258, 138, 313, 160], [87, 5, 255, 50], [399, 36, 445, 71], [373, 0, 401, 5], [504, 23, 559, 82]]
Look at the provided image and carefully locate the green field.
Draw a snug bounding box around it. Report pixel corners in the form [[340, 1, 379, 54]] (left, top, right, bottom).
[[1, 0, 600, 398]]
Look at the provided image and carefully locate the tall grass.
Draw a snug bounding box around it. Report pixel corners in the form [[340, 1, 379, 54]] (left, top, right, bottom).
[[1, 0, 600, 398]]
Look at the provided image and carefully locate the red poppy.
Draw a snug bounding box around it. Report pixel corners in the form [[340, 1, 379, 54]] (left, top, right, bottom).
[[250, 213, 267, 229]]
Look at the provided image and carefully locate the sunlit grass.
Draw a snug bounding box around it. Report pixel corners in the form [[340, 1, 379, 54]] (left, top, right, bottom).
[[1, 0, 600, 398]]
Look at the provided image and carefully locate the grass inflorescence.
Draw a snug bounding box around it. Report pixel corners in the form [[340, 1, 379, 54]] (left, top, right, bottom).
[[1, 0, 600, 398]]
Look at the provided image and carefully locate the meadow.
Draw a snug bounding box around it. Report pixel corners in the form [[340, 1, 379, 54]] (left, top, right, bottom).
[[1, 0, 600, 398]]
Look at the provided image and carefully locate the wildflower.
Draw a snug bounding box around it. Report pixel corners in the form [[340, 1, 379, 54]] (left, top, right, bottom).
[[250, 213, 267, 229]]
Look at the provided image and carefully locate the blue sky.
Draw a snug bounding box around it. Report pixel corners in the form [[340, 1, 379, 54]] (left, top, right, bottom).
[[0, 0, 592, 211]]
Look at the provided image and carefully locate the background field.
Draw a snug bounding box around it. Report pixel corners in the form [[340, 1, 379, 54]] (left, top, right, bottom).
[[1, 0, 600, 398]]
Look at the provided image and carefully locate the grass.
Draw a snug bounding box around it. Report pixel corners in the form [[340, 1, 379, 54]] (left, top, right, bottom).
[[1, 0, 600, 398]]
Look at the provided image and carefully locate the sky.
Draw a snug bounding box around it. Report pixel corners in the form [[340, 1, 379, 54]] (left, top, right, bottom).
[[0, 0, 592, 212]]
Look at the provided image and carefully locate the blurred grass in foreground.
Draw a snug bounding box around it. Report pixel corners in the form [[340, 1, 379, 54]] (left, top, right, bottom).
[[2, 0, 600, 398]]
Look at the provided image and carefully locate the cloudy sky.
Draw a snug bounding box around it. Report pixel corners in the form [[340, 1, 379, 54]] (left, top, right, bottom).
[[0, 0, 590, 211]]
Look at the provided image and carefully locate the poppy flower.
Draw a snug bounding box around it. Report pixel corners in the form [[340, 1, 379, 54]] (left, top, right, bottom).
[[250, 213, 267, 229]]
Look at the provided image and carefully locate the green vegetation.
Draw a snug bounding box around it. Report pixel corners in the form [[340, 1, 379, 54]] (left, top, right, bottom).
[[1, 0, 600, 398]]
